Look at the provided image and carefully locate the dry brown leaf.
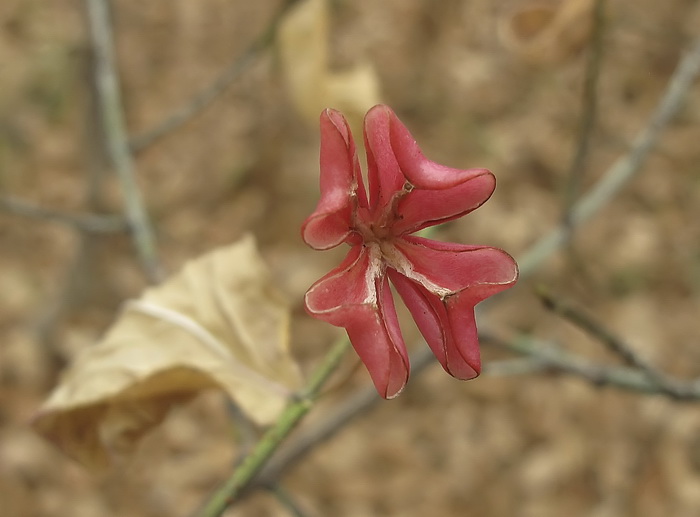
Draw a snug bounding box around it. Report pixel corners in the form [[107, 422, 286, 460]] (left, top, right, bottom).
[[32, 234, 302, 471], [277, 0, 380, 128]]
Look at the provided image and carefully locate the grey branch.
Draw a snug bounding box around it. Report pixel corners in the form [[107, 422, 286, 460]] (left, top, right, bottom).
[[85, 0, 162, 282], [250, 335, 700, 495], [491, 335, 700, 401], [536, 287, 674, 388], [562, 0, 606, 227], [519, 35, 700, 279], [128, 0, 303, 153], [0, 196, 126, 233]]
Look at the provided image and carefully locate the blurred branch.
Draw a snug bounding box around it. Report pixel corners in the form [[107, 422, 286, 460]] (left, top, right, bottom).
[[85, 0, 162, 282], [193, 337, 351, 517], [536, 287, 657, 373], [129, 0, 302, 153], [562, 0, 606, 227], [243, 328, 700, 495], [266, 484, 311, 517], [489, 334, 700, 401], [0, 195, 126, 233], [519, 35, 700, 278], [535, 287, 692, 397], [248, 348, 548, 494], [31, 22, 114, 365]]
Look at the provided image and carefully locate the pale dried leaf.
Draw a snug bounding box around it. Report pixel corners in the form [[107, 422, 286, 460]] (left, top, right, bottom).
[[32, 235, 302, 470], [277, 0, 380, 127]]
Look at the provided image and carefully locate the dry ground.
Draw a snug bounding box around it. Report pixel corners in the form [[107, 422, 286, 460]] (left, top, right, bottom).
[[2, 0, 700, 515]]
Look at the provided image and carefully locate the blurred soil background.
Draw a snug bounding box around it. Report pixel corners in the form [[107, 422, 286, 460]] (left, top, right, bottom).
[[2, 0, 700, 515]]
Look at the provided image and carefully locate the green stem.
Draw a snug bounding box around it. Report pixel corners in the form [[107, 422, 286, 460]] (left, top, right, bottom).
[[195, 336, 351, 517]]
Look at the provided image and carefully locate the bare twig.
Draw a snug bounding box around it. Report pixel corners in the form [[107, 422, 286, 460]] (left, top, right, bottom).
[[519, 35, 700, 278], [0, 195, 126, 233], [266, 485, 311, 517], [129, 0, 302, 153], [535, 287, 687, 394], [31, 31, 112, 365], [247, 349, 432, 493], [248, 347, 540, 493], [193, 337, 351, 517], [562, 0, 606, 226], [85, 0, 162, 282], [238, 328, 700, 496], [536, 288, 647, 369], [490, 334, 700, 401]]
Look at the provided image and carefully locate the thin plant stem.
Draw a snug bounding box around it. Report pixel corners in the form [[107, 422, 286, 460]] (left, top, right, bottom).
[[519, 35, 700, 279], [536, 286, 649, 370], [194, 336, 351, 517], [562, 0, 606, 227], [490, 334, 700, 400], [251, 338, 693, 493], [0, 195, 126, 233], [535, 287, 679, 390], [84, 0, 163, 282], [267, 484, 311, 517], [129, 0, 303, 153]]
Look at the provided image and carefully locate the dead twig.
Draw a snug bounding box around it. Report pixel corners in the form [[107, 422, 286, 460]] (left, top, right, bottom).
[[536, 288, 648, 369], [249, 329, 700, 495], [129, 0, 303, 153], [562, 0, 606, 227], [488, 334, 700, 401], [535, 287, 686, 394], [0, 195, 126, 233], [519, 35, 700, 279], [85, 0, 162, 282]]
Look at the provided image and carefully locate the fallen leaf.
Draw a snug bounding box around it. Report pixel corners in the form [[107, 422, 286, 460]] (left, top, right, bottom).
[[277, 0, 381, 129], [32, 234, 302, 470]]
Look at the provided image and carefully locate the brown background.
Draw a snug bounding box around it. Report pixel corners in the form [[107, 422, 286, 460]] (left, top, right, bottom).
[[2, 0, 700, 515]]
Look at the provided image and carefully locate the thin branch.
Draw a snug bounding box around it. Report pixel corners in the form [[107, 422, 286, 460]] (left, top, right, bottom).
[[249, 348, 543, 493], [247, 331, 700, 494], [250, 344, 437, 492], [266, 484, 312, 517], [490, 334, 700, 401], [536, 288, 647, 369], [31, 27, 113, 367], [249, 353, 580, 493], [562, 0, 606, 226], [85, 0, 162, 282], [535, 287, 688, 395], [253, 376, 380, 490], [519, 35, 700, 279], [193, 337, 351, 517], [129, 0, 303, 153], [0, 195, 126, 233]]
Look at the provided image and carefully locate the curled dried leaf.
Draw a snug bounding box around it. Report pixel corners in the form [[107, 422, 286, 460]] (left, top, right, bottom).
[[277, 0, 381, 127], [32, 235, 302, 470]]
